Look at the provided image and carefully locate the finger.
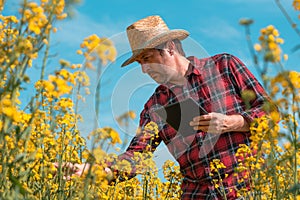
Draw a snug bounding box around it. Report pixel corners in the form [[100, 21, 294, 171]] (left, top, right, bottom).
[[62, 162, 73, 168], [53, 162, 73, 169], [193, 125, 209, 131], [73, 165, 84, 176], [193, 125, 225, 134], [63, 175, 72, 181], [190, 115, 220, 128], [74, 171, 83, 176], [190, 119, 211, 126], [207, 124, 226, 134], [193, 115, 210, 121], [65, 163, 79, 172], [193, 114, 212, 121], [53, 162, 59, 168]]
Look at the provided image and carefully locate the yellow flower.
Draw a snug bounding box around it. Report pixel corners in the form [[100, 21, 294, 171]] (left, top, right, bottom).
[[289, 71, 300, 88], [56, 13, 67, 20], [59, 59, 71, 68], [35, 148, 43, 160], [293, 0, 300, 10], [52, 27, 57, 33], [128, 111, 136, 119], [270, 111, 280, 122], [92, 148, 107, 163], [108, 128, 122, 144], [254, 43, 262, 51], [115, 159, 132, 175], [5, 135, 15, 149], [266, 25, 275, 31]]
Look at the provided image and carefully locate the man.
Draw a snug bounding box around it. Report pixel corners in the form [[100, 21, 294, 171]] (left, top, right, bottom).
[[68, 15, 269, 199]]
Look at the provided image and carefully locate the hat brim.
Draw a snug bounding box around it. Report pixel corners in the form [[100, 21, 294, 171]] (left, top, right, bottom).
[[121, 29, 189, 67]]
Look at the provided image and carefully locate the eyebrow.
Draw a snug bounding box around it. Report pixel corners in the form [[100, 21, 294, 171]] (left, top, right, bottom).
[[141, 50, 155, 58], [137, 51, 151, 61], [140, 53, 149, 59], [136, 48, 157, 63]]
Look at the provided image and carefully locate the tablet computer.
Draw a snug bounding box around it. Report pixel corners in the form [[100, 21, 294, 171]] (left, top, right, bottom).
[[153, 97, 207, 137]]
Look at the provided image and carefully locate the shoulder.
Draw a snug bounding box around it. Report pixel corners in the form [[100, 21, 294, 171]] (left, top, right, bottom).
[[207, 53, 247, 71], [190, 53, 245, 67], [144, 85, 170, 110], [210, 53, 244, 63]]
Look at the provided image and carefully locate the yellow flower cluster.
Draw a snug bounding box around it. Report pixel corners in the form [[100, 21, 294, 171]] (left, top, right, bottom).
[[35, 68, 90, 100], [210, 159, 226, 174], [0, 94, 21, 123], [91, 122, 183, 199], [116, 110, 136, 126], [208, 159, 229, 197], [0, 0, 4, 11], [41, 0, 68, 20], [87, 127, 122, 146], [254, 25, 285, 63], [0, 15, 22, 67], [22, 2, 48, 35], [271, 71, 300, 106], [78, 34, 117, 68]]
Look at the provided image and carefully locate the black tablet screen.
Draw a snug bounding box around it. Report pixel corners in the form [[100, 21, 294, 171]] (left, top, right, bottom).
[[154, 98, 207, 137]]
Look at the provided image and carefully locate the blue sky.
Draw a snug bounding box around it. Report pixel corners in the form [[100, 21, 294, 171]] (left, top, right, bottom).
[[4, 0, 300, 170]]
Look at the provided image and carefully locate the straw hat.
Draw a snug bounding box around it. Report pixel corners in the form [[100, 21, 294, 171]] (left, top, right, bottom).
[[121, 15, 189, 67]]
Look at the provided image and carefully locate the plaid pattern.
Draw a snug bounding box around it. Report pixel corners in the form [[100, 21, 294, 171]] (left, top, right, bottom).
[[118, 53, 268, 199]]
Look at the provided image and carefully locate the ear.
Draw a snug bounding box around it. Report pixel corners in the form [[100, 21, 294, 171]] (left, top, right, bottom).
[[166, 41, 176, 55]]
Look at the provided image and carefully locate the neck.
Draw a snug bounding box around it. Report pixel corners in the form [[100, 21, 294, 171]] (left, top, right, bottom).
[[169, 55, 190, 85]]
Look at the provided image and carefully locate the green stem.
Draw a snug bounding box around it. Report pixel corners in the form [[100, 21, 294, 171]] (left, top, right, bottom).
[[94, 60, 102, 129], [143, 172, 149, 200], [244, 25, 261, 77], [275, 0, 300, 38], [40, 33, 51, 81], [164, 175, 173, 200], [217, 172, 227, 200]]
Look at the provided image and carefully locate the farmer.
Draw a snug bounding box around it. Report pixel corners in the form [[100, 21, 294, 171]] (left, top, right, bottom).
[[65, 15, 271, 199]]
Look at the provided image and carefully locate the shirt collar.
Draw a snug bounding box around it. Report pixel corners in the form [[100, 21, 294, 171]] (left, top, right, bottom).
[[162, 56, 206, 88], [184, 56, 204, 78]]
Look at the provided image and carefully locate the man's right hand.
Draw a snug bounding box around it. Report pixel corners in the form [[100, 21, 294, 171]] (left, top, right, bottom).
[[53, 162, 90, 180], [53, 162, 114, 182]]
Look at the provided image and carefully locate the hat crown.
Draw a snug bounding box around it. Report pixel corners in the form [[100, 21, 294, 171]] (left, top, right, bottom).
[[121, 15, 189, 67], [126, 16, 169, 51]]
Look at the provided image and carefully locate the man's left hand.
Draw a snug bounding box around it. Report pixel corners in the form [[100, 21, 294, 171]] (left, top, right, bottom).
[[189, 112, 249, 134]]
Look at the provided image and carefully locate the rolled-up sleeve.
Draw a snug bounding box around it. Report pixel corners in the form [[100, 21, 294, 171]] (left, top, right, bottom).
[[228, 55, 271, 123]]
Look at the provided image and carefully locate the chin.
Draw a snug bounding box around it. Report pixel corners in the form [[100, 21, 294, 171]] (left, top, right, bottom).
[[154, 80, 162, 84]]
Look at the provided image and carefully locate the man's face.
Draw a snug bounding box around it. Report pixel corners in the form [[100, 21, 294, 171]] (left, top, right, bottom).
[[136, 49, 177, 84]]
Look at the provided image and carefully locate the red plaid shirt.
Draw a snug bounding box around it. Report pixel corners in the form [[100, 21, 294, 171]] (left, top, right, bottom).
[[118, 53, 268, 199]]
